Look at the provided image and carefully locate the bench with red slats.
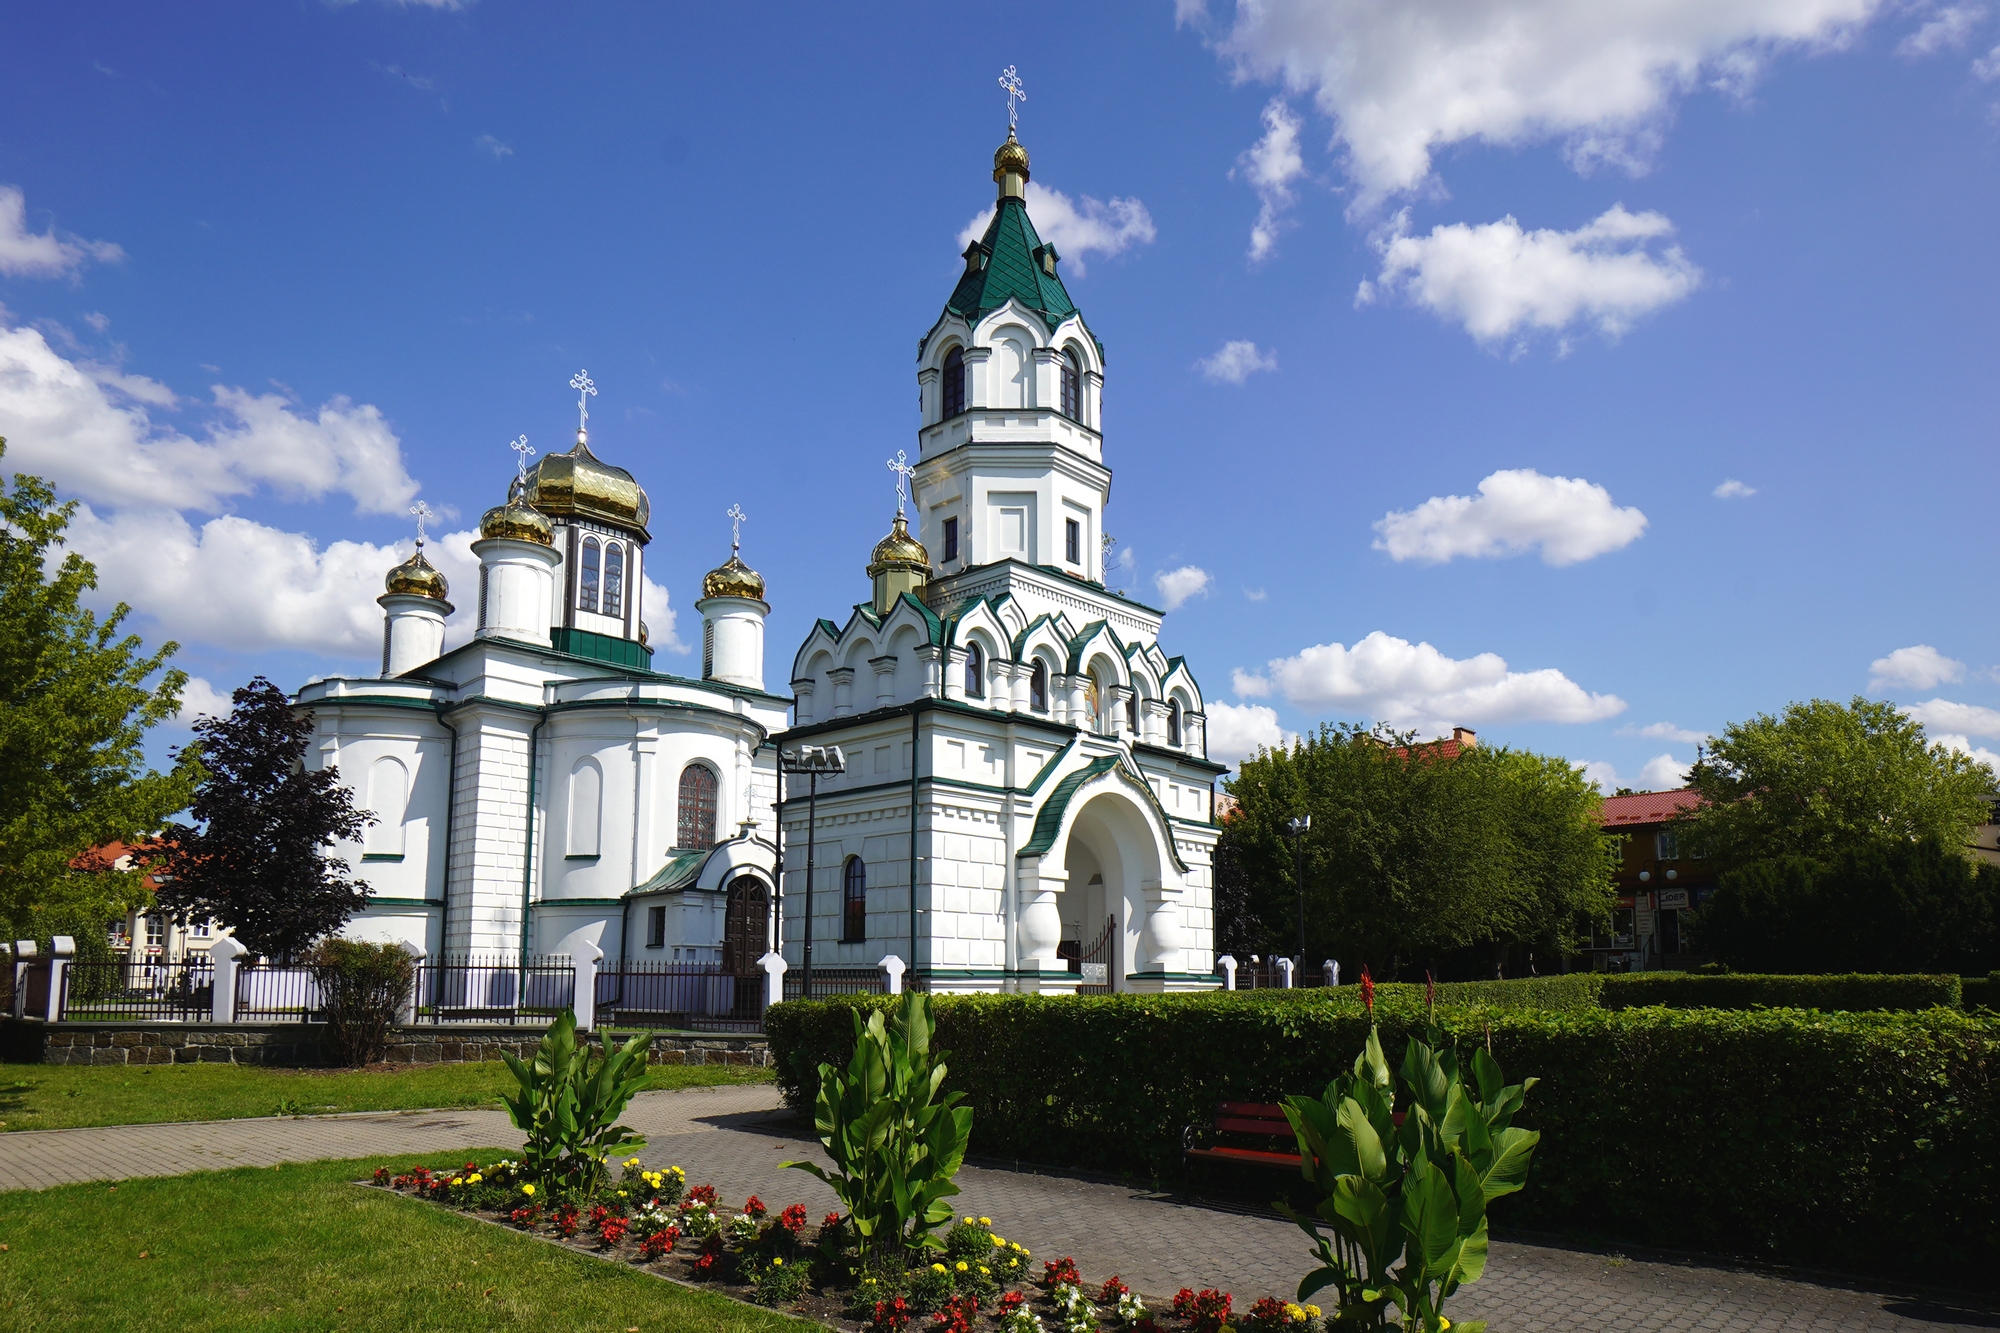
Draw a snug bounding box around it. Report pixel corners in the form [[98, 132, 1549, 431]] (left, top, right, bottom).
[[1183, 1100, 1303, 1172]]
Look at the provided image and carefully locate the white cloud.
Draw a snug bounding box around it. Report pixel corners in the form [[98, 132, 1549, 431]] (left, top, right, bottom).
[[1192, 0, 1883, 209], [1374, 468, 1647, 566], [1154, 565, 1212, 611], [0, 322, 418, 515], [1579, 759, 1621, 793], [1206, 701, 1295, 766], [1640, 752, 1692, 789], [957, 181, 1156, 276], [1899, 5, 1986, 53], [1713, 478, 1757, 498], [1974, 41, 2000, 75], [1198, 340, 1279, 384], [1360, 205, 1701, 345], [474, 134, 513, 159], [1244, 587, 1268, 602], [1234, 629, 1625, 732], [174, 676, 236, 724], [82, 311, 110, 333], [1903, 697, 2000, 739], [0, 186, 124, 278], [1627, 721, 1710, 744], [1931, 733, 2000, 770], [1870, 645, 1965, 691], [639, 573, 688, 655], [1237, 99, 1305, 260]]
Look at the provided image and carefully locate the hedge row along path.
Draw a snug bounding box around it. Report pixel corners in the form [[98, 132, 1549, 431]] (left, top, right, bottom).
[[0, 1083, 1989, 1331]]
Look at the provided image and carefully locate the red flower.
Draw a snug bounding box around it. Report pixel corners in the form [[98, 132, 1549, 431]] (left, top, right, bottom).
[[587, 1204, 613, 1230], [743, 1194, 767, 1219], [1249, 1296, 1289, 1332], [1041, 1257, 1082, 1290], [822, 1211, 844, 1230], [638, 1227, 678, 1261], [1101, 1277, 1131, 1302], [998, 1292, 1026, 1316], [599, 1216, 630, 1247], [779, 1204, 809, 1236], [687, 1183, 718, 1207], [1172, 1287, 1233, 1333], [550, 1205, 581, 1239], [871, 1296, 912, 1333], [1359, 965, 1375, 1015], [933, 1295, 979, 1333], [372, 1166, 389, 1183], [509, 1204, 540, 1228]]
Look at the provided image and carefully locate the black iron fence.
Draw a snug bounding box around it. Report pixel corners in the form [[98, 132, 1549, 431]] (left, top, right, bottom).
[[1232, 957, 1334, 990], [595, 962, 766, 1034], [57, 958, 215, 1021], [414, 954, 575, 1026], [783, 966, 896, 1002], [233, 962, 321, 1021]]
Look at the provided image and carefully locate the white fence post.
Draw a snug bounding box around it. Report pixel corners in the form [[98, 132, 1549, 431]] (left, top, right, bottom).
[[397, 941, 426, 1026], [209, 937, 249, 1024], [1323, 959, 1339, 988], [759, 951, 788, 1009], [1276, 956, 1295, 989], [879, 954, 906, 995], [46, 937, 75, 1021], [10, 941, 33, 1020], [1217, 954, 1237, 991], [572, 941, 603, 1031]]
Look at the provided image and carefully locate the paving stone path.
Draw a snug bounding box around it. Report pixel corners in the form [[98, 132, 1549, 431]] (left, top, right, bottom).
[[3, 1083, 1994, 1332]]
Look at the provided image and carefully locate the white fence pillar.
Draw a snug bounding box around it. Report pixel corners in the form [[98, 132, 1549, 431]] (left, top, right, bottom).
[[759, 951, 788, 1009], [879, 954, 906, 995], [572, 941, 603, 1032], [209, 937, 249, 1024], [397, 941, 427, 1025], [46, 937, 75, 1021], [1324, 959, 1339, 988], [1276, 956, 1295, 989], [10, 941, 33, 1020], [1217, 954, 1238, 991]]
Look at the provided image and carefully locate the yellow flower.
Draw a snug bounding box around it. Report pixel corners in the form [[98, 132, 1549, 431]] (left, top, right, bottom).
[[1439, 1322, 1450, 1331], [1284, 1304, 1304, 1322], [772, 1257, 784, 1266], [618, 1190, 627, 1197], [1303, 1307, 1322, 1320], [979, 1217, 991, 1226], [955, 1261, 968, 1272], [979, 1266, 990, 1275], [932, 1263, 947, 1273], [963, 1215, 976, 1224], [522, 1184, 535, 1196]]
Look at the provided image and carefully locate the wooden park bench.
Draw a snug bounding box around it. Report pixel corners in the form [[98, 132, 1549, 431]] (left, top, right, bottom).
[[1183, 1101, 1303, 1176]]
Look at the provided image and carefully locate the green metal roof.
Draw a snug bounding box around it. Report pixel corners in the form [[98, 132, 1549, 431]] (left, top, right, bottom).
[[946, 197, 1078, 330]]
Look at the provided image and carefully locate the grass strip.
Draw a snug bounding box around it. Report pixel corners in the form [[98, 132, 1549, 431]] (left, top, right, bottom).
[[0, 1149, 815, 1332], [0, 1059, 771, 1132]]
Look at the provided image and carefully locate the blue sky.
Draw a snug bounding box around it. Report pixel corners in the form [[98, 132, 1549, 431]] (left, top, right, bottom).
[[4, 0, 1998, 787]]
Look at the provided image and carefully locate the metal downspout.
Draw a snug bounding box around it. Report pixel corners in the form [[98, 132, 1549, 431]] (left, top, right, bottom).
[[436, 715, 458, 960], [909, 705, 921, 982], [518, 711, 548, 965]]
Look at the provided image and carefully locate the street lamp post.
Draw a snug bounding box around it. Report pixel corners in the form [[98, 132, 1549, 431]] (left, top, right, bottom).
[[1287, 814, 1311, 970], [779, 744, 847, 1000]]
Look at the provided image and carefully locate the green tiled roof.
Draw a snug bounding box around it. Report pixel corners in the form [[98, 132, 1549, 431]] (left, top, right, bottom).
[[946, 197, 1077, 331]]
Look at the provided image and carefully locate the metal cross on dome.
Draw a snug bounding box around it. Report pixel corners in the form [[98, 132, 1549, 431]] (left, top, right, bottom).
[[509, 434, 535, 478], [409, 499, 436, 550], [886, 450, 916, 519], [569, 369, 597, 430], [727, 503, 747, 553], [998, 66, 1026, 130]]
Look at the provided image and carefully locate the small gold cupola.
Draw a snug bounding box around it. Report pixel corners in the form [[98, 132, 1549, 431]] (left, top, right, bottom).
[[868, 514, 930, 615], [993, 127, 1030, 200], [384, 548, 449, 601], [479, 478, 554, 546]]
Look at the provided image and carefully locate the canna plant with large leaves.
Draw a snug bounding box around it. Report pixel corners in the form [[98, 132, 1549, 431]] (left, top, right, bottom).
[[1278, 1017, 1540, 1332], [783, 993, 973, 1267], [501, 1008, 653, 1197]]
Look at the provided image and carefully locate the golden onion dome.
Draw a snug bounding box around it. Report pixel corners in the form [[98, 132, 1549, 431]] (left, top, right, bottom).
[[383, 547, 449, 601], [522, 430, 651, 538], [992, 128, 1030, 185], [867, 514, 930, 577], [702, 553, 766, 603], [479, 490, 554, 545]]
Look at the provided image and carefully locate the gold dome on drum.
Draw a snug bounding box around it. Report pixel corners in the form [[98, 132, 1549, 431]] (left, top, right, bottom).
[[479, 486, 554, 545], [867, 514, 929, 577], [522, 429, 651, 538], [992, 129, 1030, 185], [702, 553, 766, 602], [383, 548, 449, 601]]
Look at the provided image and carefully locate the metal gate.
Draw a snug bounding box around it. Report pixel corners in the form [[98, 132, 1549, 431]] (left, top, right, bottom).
[[1073, 914, 1115, 995]]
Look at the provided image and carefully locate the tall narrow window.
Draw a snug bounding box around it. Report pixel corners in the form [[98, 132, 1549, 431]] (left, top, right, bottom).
[[647, 905, 667, 948], [1167, 698, 1182, 747], [942, 347, 966, 418], [579, 536, 601, 613], [677, 764, 718, 850], [1065, 518, 1080, 565], [1125, 693, 1138, 734], [963, 642, 984, 698], [1030, 660, 1048, 712], [603, 541, 625, 618], [942, 517, 959, 563], [567, 759, 602, 857], [1060, 349, 1082, 419], [841, 857, 867, 943]]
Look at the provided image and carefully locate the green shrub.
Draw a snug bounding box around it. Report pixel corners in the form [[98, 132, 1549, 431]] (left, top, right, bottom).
[[1966, 975, 2000, 1013], [311, 938, 415, 1065], [1600, 972, 1962, 1012], [766, 992, 2000, 1284]]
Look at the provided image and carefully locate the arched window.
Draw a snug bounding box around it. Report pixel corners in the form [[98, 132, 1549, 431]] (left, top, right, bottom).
[[1167, 698, 1182, 747], [677, 764, 718, 850], [364, 757, 408, 857], [1125, 692, 1138, 735], [1060, 349, 1082, 420], [963, 642, 984, 698], [841, 857, 866, 943], [1029, 660, 1048, 712], [603, 542, 624, 618], [567, 759, 602, 857], [579, 536, 601, 613], [942, 346, 965, 418]]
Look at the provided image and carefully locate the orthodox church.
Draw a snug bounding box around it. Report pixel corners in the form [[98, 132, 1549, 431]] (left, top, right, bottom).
[[306, 124, 1221, 996]]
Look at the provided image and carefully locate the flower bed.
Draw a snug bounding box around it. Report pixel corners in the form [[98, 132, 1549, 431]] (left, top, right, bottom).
[[369, 1156, 1322, 1333]]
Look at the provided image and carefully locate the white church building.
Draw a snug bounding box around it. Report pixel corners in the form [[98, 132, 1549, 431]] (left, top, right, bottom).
[[302, 126, 1222, 997]]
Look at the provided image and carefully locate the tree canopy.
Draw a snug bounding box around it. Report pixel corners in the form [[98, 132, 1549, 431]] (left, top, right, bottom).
[[1219, 725, 1616, 977], [149, 677, 374, 959], [1678, 696, 1995, 868], [0, 441, 198, 941]]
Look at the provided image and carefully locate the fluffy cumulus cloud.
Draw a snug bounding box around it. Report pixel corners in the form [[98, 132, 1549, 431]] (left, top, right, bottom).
[[1206, 701, 1295, 766], [640, 573, 688, 655], [1360, 206, 1701, 345], [1198, 340, 1279, 384], [1628, 720, 1710, 744], [1238, 98, 1306, 260], [1374, 468, 1647, 566], [958, 181, 1156, 276], [1578, 759, 1621, 793], [1713, 478, 1757, 499], [1899, 4, 1986, 54], [1903, 698, 2000, 739], [1233, 629, 1625, 732], [1154, 565, 1213, 611], [1187, 0, 1884, 209], [174, 676, 238, 724], [1869, 645, 1965, 691], [0, 186, 124, 277], [1640, 752, 1693, 789]]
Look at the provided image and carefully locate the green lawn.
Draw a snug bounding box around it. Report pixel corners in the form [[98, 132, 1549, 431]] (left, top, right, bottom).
[[0, 1060, 772, 1132], [0, 1151, 811, 1332]]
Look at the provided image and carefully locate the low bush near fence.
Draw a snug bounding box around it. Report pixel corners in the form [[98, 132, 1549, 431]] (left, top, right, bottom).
[[1600, 971, 1962, 1012], [766, 992, 2000, 1284]]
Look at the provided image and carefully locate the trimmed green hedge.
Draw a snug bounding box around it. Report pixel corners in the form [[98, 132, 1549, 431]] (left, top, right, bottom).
[[1967, 976, 2000, 1013], [766, 993, 2000, 1283], [1600, 972, 1963, 1012]]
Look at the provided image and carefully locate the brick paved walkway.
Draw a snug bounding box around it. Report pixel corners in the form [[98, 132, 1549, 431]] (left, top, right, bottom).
[[4, 1084, 1995, 1331]]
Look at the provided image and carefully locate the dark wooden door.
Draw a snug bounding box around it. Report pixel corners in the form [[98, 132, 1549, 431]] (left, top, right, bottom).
[[722, 876, 769, 975]]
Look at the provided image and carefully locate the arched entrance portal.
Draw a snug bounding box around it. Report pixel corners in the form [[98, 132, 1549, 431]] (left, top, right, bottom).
[[1057, 792, 1167, 994]]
